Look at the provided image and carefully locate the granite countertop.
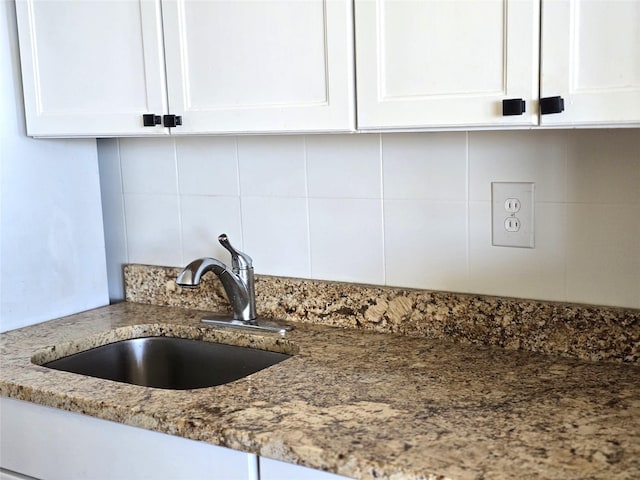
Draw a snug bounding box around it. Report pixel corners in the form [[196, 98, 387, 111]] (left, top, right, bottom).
[[1, 302, 639, 480]]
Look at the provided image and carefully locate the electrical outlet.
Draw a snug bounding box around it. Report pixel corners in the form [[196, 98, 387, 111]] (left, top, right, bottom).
[[492, 182, 535, 248]]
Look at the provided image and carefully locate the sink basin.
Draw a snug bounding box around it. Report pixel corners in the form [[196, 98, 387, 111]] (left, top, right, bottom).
[[42, 336, 291, 390]]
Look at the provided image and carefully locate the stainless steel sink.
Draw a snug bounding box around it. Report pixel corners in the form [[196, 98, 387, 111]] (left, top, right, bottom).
[[42, 336, 291, 390]]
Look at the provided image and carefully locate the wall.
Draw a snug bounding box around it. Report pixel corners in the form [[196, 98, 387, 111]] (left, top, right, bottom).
[[97, 128, 639, 310], [0, 0, 109, 332]]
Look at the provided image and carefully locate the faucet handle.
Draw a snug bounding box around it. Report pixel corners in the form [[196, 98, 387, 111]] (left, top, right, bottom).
[[218, 233, 252, 271]]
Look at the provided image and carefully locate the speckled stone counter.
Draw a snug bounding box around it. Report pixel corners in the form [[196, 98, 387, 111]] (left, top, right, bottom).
[[124, 264, 640, 364], [1, 302, 639, 480]]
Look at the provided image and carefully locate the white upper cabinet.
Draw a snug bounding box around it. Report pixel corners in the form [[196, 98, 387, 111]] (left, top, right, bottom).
[[16, 0, 639, 136], [15, 0, 169, 137], [15, 0, 355, 137], [162, 0, 355, 134], [540, 0, 640, 126], [354, 0, 541, 129], [355, 0, 640, 130]]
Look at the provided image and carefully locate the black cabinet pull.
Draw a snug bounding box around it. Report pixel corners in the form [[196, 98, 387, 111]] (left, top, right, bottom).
[[163, 115, 183, 127], [540, 96, 565, 115], [502, 98, 526, 116], [142, 114, 161, 126]]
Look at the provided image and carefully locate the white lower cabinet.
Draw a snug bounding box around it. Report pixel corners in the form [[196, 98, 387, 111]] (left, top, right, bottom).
[[0, 398, 352, 480], [0, 469, 37, 480], [260, 457, 353, 480], [0, 398, 252, 480]]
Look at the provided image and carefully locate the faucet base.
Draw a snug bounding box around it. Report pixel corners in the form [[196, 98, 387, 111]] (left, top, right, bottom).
[[201, 316, 293, 336]]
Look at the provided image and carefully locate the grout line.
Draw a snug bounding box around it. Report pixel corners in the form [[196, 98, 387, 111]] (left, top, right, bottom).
[[465, 132, 471, 285], [234, 136, 245, 251], [116, 139, 130, 265], [173, 138, 184, 266], [561, 130, 569, 302], [303, 135, 313, 278], [379, 133, 386, 285]]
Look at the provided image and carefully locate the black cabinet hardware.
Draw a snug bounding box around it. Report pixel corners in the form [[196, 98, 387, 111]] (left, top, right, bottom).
[[540, 96, 565, 115], [163, 114, 183, 127], [502, 98, 526, 116], [142, 114, 161, 126]]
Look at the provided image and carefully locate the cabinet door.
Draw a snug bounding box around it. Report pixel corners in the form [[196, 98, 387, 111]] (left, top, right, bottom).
[[0, 470, 37, 480], [15, 0, 168, 137], [161, 0, 355, 134], [355, 0, 539, 129], [260, 456, 353, 480], [540, 0, 640, 126], [0, 398, 253, 480]]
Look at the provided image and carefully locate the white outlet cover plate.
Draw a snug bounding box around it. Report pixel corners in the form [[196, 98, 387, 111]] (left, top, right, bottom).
[[491, 182, 535, 248]]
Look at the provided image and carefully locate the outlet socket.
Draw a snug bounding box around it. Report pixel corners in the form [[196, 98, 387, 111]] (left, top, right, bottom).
[[492, 182, 535, 248]]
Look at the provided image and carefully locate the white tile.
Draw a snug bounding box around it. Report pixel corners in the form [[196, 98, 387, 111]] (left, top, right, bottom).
[[237, 136, 306, 197], [241, 197, 310, 277], [468, 130, 567, 202], [309, 198, 384, 284], [180, 195, 243, 264], [384, 199, 468, 291], [176, 137, 239, 196], [467, 201, 567, 302], [97, 139, 123, 193], [123, 194, 182, 267], [382, 132, 467, 200], [120, 138, 177, 194], [565, 204, 640, 308], [97, 139, 128, 300], [566, 129, 640, 204], [306, 134, 381, 198]]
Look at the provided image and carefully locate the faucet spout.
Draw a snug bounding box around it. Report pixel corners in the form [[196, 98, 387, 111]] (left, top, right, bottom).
[[176, 256, 255, 321], [176, 233, 290, 333], [176, 257, 227, 286], [176, 235, 257, 321]]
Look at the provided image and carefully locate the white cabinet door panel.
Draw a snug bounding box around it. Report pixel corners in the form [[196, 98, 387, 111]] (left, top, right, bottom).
[[0, 398, 251, 480], [540, 0, 640, 126], [355, 0, 539, 129], [260, 456, 354, 480], [15, 0, 168, 137], [162, 0, 355, 134], [0, 470, 38, 480]]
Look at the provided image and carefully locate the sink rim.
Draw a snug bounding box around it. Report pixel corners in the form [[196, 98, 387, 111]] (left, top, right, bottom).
[[31, 323, 299, 367], [40, 335, 293, 390]]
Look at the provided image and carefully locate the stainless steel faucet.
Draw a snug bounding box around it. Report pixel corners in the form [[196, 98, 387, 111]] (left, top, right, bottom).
[[177, 234, 256, 321], [176, 234, 291, 334]]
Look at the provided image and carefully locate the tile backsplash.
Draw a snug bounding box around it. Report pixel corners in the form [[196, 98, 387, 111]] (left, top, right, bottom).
[[97, 129, 640, 309]]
